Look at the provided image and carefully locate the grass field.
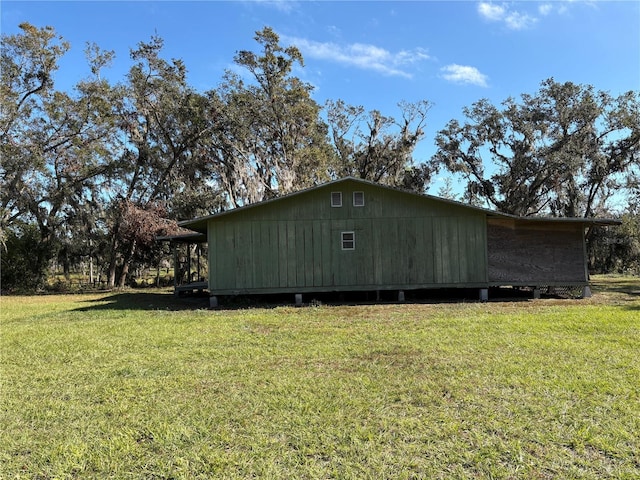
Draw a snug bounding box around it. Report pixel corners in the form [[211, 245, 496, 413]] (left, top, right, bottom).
[[1, 276, 638, 479]]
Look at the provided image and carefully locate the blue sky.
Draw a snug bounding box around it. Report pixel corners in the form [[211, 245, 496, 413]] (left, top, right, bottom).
[[2, 1, 639, 193]]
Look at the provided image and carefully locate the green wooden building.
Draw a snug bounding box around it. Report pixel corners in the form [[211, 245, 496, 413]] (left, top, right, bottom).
[[178, 177, 618, 306]]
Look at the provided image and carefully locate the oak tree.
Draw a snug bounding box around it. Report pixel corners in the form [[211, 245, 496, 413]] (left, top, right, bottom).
[[207, 27, 334, 208], [106, 36, 215, 287], [431, 78, 640, 217], [327, 99, 433, 192], [1, 24, 120, 287]]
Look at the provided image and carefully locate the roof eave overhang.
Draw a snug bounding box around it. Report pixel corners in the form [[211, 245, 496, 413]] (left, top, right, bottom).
[[156, 232, 207, 243], [177, 176, 622, 230], [488, 213, 621, 226], [177, 177, 500, 229]]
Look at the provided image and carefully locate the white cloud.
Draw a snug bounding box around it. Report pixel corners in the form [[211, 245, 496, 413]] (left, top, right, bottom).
[[284, 36, 430, 78], [539, 2, 572, 16], [477, 2, 537, 30], [441, 64, 489, 87], [505, 11, 537, 30], [478, 2, 506, 21], [254, 0, 298, 13], [538, 4, 553, 16]]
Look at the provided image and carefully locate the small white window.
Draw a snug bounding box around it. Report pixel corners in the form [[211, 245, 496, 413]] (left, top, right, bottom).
[[353, 191, 365, 207], [331, 191, 342, 207], [341, 231, 355, 250]]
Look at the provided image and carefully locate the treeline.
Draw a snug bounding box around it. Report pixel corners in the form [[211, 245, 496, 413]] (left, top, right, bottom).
[[1, 24, 639, 291]]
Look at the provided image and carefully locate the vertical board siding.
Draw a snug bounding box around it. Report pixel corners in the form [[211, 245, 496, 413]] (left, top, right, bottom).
[[457, 219, 469, 282], [208, 224, 217, 290], [433, 217, 444, 282], [277, 222, 288, 288], [237, 222, 252, 289], [312, 221, 323, 287], [382, 218, 399, 285], [251, 222, 262, 288], [422, 217, 435, 284], [372, 218, 382, 285], [295, 222, 305, 287], [303, 221, 314, 287], [412, 218, 425, 284], [355, 219, 373, 287], [208, 180, 489, 293], [266, 223, 278, 288], [320, 221, 333, 286]]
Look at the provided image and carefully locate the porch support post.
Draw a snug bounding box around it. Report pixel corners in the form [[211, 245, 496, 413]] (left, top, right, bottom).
[[187, 243, 192, 284], [197, 244, 201, 282], [172, 241, 178, 295]]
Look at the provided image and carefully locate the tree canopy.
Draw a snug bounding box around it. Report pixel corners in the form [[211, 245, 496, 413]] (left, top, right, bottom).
[[1, 24, 433, 289], [326, 98, 433, 192], [1, 25, 638, 291], [429, 78, 640, 218], [206, 27, 335, 208]]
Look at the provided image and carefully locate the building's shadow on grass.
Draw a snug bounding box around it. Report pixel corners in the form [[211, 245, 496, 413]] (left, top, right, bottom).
[[211, 288, 534, 310], [74, 291, 209, 312], [71, 289, 485, 312], [71, 281, 640, 312], [71, 288, 544, 312]]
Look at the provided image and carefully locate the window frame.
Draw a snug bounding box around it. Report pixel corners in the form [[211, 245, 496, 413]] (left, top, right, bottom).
[[341, 231, 355, 250], [353, 191, 365, 207], [331, 191, 343, 207]]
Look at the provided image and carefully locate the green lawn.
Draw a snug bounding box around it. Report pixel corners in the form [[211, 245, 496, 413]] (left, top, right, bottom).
[[1, 277, 639, 479]]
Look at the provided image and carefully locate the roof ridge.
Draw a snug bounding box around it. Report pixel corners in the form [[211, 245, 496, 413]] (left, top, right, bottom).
[[178, 177, 621, 231]]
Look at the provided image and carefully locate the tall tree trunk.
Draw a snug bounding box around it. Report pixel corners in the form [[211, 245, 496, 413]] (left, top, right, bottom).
[[62, 247, 71, 281], [89, 254, 94, 285], [35, 224, 54, 290], [107, 235, 119, 289], [117, 239, 137, 288], [106, 215, 124, 288]]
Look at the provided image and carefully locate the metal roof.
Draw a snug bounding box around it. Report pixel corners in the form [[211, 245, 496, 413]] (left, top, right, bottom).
[[178, 176, 621, 232]]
